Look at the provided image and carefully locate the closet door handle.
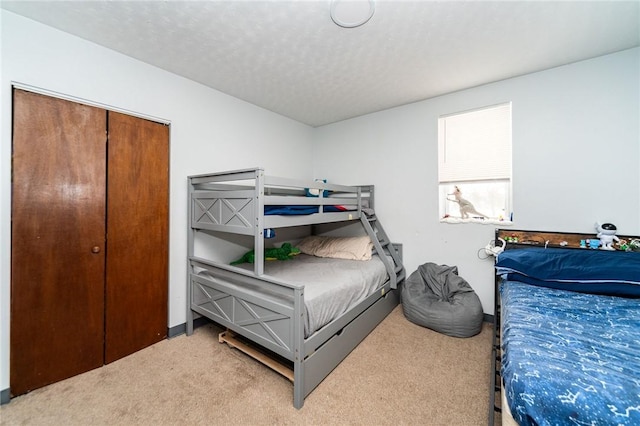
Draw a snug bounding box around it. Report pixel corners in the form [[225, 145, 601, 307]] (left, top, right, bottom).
[[91, 246, 101, 254]]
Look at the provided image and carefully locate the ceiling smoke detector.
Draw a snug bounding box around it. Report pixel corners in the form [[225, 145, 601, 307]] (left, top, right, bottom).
[[330, 0, 376, 28]]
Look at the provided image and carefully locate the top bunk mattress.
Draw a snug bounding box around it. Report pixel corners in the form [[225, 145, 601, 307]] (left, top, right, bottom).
[[500, 280, 640, 425], [264, 205, 354, 215], [235, 254, 389, 338]]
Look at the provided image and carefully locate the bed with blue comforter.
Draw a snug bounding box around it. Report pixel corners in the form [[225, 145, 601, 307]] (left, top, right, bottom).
[[495, 247, 640, 426]]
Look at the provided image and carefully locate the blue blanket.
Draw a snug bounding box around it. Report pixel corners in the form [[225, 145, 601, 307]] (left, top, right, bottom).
[[500, 280, 640, 425]]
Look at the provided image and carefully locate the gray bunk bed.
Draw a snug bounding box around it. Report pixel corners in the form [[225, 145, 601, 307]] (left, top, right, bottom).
[[186, 167, 405, 408]]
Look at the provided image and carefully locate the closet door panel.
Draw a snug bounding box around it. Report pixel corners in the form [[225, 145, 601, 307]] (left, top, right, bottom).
[[105, 111, 169, 363], [10, 89, 107, 395]]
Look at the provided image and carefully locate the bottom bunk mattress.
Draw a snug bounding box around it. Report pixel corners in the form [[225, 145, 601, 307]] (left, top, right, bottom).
[[500, 280, 640, 425], [226, 254, 389, 338]]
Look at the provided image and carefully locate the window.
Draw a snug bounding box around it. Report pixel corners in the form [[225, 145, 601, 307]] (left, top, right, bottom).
[[438, 103, 512, 223]]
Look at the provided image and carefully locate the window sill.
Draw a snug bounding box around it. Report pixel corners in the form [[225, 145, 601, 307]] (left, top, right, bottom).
[[440, 217, 513, 225]]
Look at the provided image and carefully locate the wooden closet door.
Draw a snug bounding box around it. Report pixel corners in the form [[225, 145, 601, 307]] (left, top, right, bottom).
[[105, 111, 169, 363], [11, 89, 107, 396]]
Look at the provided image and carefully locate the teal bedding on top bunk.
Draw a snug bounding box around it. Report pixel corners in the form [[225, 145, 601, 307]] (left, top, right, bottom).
[[264, 205, 351, 215]]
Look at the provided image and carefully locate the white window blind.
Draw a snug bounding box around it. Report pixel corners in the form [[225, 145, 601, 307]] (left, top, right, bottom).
[[438, 103, 512, 183]]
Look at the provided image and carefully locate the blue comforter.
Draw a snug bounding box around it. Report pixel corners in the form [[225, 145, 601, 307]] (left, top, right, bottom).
[[500, 281, 640, 425]]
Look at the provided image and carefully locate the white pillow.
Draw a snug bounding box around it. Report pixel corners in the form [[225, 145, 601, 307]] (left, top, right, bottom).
[[297, 235, 373, 261]]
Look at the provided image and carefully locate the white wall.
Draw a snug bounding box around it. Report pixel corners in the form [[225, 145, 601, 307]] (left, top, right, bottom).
[[0, 11, 313, 395], [312, 47, 640, 318]]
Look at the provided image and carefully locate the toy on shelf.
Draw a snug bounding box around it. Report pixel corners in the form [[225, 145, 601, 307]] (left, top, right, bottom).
[[595, 222, 619, 251], [616, 238, 640, 252]]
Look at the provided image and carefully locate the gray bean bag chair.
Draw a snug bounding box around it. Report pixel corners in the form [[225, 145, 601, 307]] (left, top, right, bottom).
[[401, 262, 483, 338]]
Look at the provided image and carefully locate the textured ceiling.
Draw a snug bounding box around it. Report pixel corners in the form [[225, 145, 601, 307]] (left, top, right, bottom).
[[2, 0, 639, 127]]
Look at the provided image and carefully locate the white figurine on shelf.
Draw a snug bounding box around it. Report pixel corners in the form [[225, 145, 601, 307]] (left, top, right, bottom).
[[595, 222, 619, 250]]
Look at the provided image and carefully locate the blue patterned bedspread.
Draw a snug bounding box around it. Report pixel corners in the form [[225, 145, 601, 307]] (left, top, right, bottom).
[[500, 280, 640, 425]]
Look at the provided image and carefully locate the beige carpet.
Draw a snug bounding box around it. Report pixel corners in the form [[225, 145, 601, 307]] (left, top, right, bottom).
[[1, 306, 492, 425]]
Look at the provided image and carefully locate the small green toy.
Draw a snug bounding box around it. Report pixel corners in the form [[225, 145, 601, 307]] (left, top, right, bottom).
[[230, 243, 301, 265]]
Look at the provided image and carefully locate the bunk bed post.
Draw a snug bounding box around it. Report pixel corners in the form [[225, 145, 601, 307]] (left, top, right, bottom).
[[292, 286, 305, 409], [186, 177, 195, 336], [488, 228, 501, 425], [254, 168, 265, 276]]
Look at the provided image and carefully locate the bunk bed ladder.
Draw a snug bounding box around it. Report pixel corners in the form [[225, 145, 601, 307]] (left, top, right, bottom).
[[360, 214, 405, 289]]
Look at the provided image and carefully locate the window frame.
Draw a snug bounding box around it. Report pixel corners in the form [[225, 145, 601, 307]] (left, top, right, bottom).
[[437, 102, 513, 224]]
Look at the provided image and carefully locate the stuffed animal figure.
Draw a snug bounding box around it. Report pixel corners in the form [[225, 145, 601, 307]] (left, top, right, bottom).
[[305, 179, 330, 197], [230, 242, 301, 265], [447, 186, 487, 219], [595, 222, 619, 250]]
